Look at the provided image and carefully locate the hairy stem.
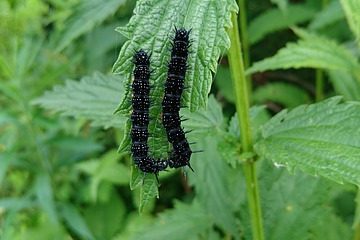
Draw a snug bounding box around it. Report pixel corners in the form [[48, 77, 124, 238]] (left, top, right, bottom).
[[238, 0, 252, 99], [228, 11, 265, 240], [354, 189, 360, 240], [315, 0, 329, 101], [315, 70, 324, 101], [238, 0, 250, 69]]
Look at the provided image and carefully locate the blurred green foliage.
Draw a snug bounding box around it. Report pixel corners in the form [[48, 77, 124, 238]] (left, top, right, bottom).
[[1, 0, 359, 239]]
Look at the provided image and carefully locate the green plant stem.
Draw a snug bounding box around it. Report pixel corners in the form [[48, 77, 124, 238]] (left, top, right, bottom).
[[315, 70, 324, 101], [237, 0, 252, 98], [238, 0, 250, 69], [354, 189, 360, 240], [315, 0, 329, 102], [228, 12, 264, 240]]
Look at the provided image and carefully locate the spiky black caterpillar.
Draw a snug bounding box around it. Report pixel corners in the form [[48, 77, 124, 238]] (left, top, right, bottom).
[[131, 50, 167, 174], [162, 28, 193, 170]]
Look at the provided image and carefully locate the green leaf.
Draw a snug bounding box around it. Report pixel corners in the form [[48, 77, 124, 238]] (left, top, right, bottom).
[[214, 65, 235, 103], [112, 0, 238, 112], [258, 161, 350, 240], [340, 0, 360, 47], [76, 150, 130, 200], [139, 174, 159, 213], [308, 0, 344, 30], [252, 82, 311, 108], [308, 210, 352, 240], [55, 0, 127, 51], [247, 28, 360, 77], [33, 72, 126, 129], [271, 0, 288, 11], [248, 5, 315, 45], [35, 173, 58, 223], [84, 190, 126, 240], [182, 95, 225, 136], [130, 201, 212, 240], [236, 160, 351, 240], [59, 203, 95, 240], [255, 97, 360, 186], [189, 137, 239, 237], [0, 153, 14, 185], [327, 70, 360, 101]]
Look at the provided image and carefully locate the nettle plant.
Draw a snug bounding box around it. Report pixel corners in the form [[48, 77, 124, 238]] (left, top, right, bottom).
[[36, 0, 360, 239]]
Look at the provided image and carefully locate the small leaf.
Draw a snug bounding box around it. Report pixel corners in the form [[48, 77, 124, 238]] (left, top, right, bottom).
[[35, 173, 58, 223], [130, 201, 212, 240], [308, 0, 344, 30], [247, 28, 360, 76], [55, 0, 127, 51], [255, 97, 360, 185], [84, 190, 126, 240], [252, 82, 311, 108], [340, 0, 360, 47], [248, 5, 315, 44], [139, 174, 158, 213], [271, 0, 288, 11], [327, 70, 360, 101], [33, 72, 126, 129], [59, 203, 95, 240]]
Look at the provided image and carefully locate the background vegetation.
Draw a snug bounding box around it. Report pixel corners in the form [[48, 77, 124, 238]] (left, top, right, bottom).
[[1, 0, 359, 239]]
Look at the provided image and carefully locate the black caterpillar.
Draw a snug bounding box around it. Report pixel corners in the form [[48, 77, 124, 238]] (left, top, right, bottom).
[[162, 28, 193, 170], [131, 50, 168, 174]]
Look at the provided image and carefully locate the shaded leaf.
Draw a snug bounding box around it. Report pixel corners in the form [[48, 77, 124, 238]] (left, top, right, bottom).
[[182, 95, 225, 136], [35, 173, 58, 223], [84, 190, 126, 240], [340, 0, 360, 47], [248, 5, 315, 45], [255, 97, 360, 185], [327, 70, 360, 101], [59, 203, 95, 240], [130, 201, 212, 240], [247, 28, 360, 77], [308, 0, 344, 30], [56, 0, 127, 51], [33, 72, 125, 129], [189, 137, 240, 237], [253, 82, 311, 108]]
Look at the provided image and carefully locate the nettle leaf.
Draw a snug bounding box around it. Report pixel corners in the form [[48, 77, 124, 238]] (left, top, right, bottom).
[[182, 95, 225, 136], [56, 0, 127, 51], [255, 97, 360, 186], [340, 0, 360, 47], [130, 201, 212, 240], [59, 203, 95, 240], [113, 0, 238, 112], [248, 5, 315, 45], [189, 137, 239, 237], [308, 0, 344, 30], [270, 0, 288, 12], [327, 70, 360, 101], [252, 82, 311, 108], [33, 72, 125, 129], [247, 28, 360, 77], [257, 161, 350, 240]]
